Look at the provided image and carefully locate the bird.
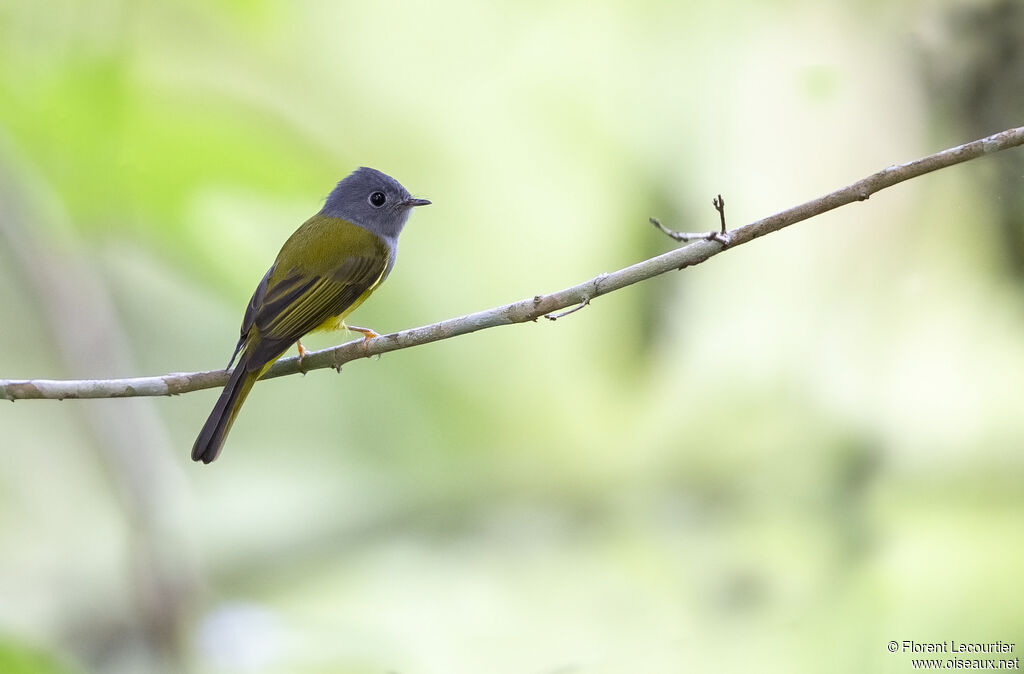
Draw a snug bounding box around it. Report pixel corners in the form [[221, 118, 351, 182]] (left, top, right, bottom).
[[191, 167, 430, 464]]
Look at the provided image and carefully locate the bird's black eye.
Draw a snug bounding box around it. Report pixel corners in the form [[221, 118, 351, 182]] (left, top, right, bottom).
[[368, 191, 387, 207]]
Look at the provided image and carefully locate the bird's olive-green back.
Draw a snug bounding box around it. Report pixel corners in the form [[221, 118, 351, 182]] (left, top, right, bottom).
[[273, 213, 390, 279]]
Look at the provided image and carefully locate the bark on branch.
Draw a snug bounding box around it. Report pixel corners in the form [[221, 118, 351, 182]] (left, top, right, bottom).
[[4, 125, 1024, 401]]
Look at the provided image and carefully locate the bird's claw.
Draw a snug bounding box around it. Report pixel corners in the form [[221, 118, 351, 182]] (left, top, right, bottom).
[[296, 340, 311, 373]]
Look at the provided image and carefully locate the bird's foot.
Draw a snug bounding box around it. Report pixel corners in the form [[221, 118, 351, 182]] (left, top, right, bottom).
[[296, 340, 311, 373], [344, 324, 380, 354]]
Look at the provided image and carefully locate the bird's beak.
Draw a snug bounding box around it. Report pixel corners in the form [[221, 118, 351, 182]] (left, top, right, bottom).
[[403, 197, 431, 208]]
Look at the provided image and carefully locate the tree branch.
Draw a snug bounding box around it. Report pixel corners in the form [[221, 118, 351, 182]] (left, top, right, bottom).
[[4, 125, 1024, 401]]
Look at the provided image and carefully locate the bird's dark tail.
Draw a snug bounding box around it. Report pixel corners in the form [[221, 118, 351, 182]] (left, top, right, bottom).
[[191, 356, 262, 464]]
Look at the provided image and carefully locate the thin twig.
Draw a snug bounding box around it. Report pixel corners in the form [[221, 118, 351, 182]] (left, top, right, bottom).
[[650, 193, 730, 245], [545, 296, 590, 321], [3, 125, 1024, 401]]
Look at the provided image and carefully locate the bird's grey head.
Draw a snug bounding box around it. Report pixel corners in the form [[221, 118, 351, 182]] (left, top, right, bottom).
[[321, 167, 430, 241]]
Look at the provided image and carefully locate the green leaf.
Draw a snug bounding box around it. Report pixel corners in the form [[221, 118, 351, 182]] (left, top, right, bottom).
[[0, 638, 80, 674]]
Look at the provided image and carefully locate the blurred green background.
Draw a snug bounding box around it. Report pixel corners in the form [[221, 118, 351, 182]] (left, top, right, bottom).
[[1, 1, 1022, 673]]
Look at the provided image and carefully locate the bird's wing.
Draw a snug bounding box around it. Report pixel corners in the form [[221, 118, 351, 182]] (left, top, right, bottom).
[[236, 236, 391, 370]]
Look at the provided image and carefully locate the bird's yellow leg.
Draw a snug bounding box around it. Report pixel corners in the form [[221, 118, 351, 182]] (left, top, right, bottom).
[[296, 340, 311, 368]]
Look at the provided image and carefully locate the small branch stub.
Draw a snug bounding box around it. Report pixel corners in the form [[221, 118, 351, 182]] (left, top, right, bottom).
[[649, 192, 731, 246], [713, 194, 728, 237]]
